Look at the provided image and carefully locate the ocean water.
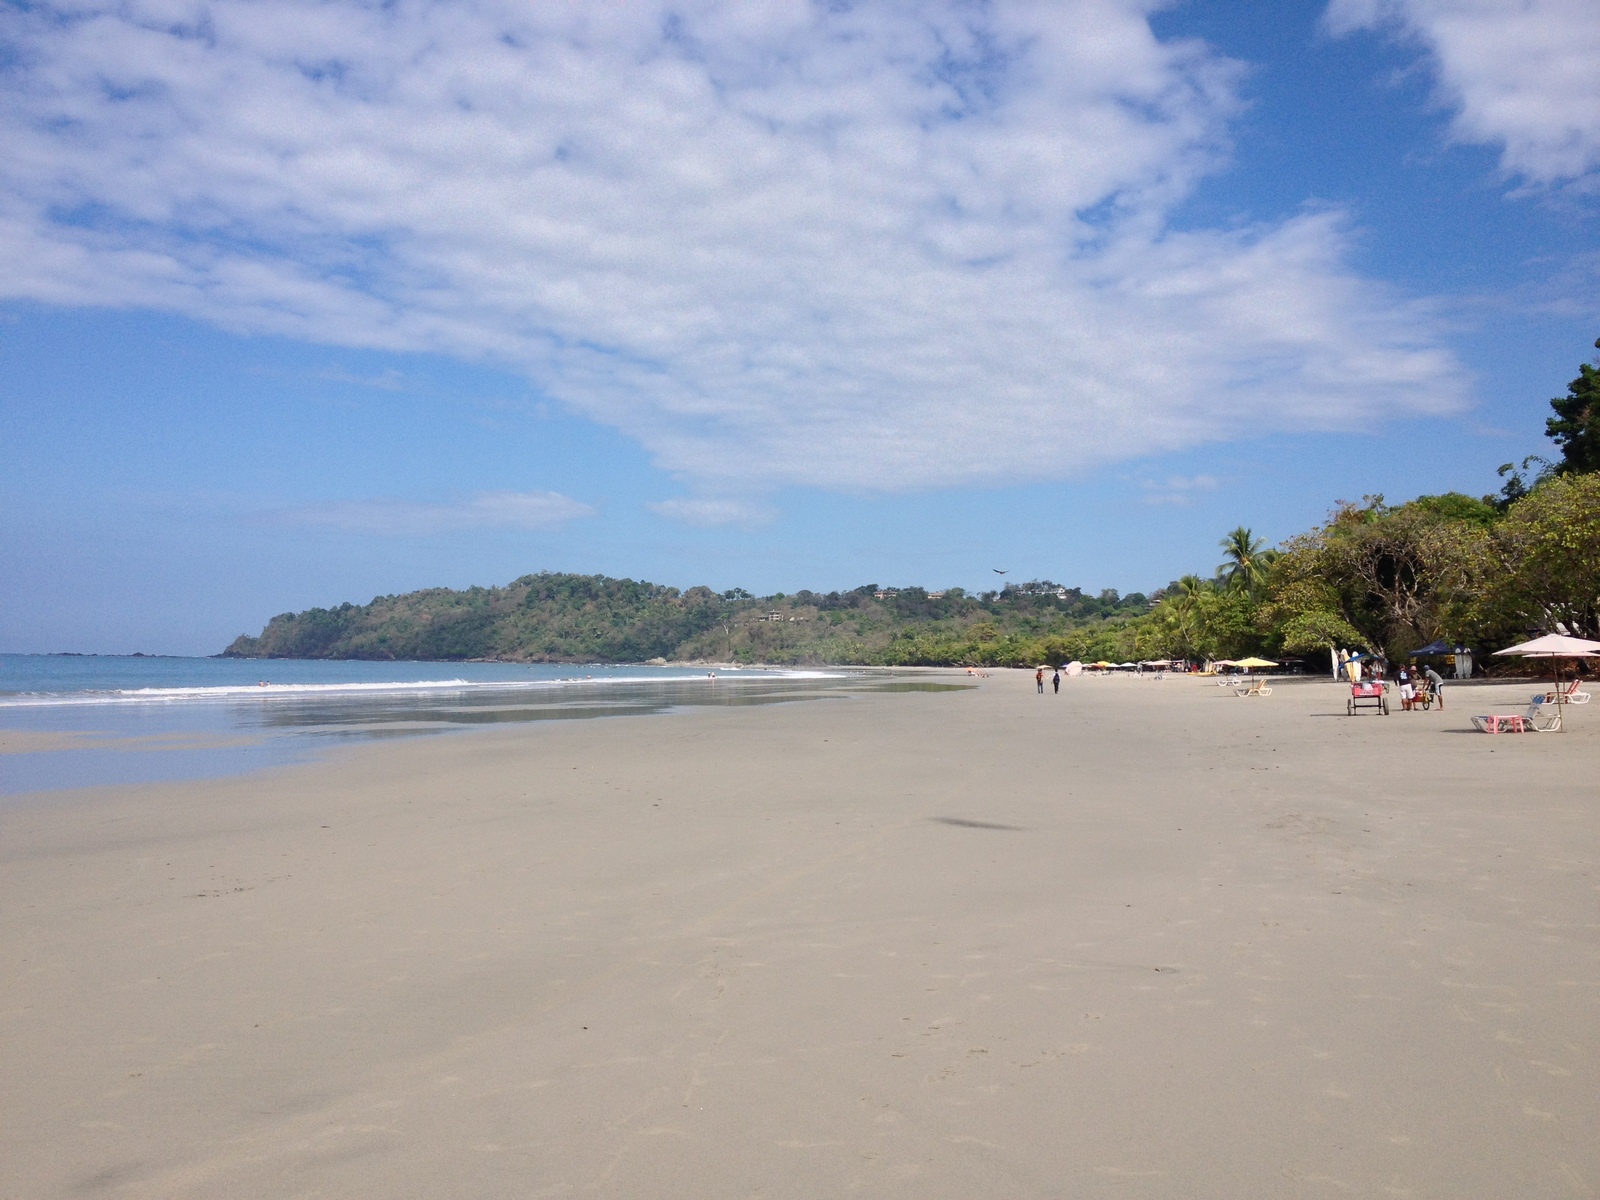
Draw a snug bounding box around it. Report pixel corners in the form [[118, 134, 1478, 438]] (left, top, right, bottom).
[[0, 655, 865, 796], [0, 655, 962, 798]]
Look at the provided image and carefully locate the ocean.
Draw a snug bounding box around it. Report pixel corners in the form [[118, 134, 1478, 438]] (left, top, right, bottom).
[[0, 655, 947, 798]]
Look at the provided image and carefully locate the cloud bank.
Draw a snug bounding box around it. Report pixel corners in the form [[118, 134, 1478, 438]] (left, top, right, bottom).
[[287, 490, 595, 536], [1, 0, 1462, 501], [1325, 0, 1600, 186]]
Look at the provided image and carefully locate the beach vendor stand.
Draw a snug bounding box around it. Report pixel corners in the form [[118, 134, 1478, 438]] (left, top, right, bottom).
[[1347, 679, 1388, 715]]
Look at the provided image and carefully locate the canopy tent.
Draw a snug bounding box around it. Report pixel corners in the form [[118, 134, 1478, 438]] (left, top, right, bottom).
[[1493, 634, 1600, 724], [1407, 639, 1454, 657]]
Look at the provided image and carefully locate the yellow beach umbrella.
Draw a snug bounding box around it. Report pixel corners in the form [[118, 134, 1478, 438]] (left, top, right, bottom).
[[1233, 656, 1278, 669]]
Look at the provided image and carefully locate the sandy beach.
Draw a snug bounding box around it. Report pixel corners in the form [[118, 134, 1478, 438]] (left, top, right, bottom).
[[2, 672, 1595, 1198]]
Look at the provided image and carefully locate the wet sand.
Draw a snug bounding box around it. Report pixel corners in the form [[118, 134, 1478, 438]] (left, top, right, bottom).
[[2, 673, 1595, 1197]]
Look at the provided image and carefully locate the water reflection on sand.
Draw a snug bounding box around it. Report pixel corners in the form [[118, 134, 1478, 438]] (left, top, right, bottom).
[[0, 674, 971, 797]]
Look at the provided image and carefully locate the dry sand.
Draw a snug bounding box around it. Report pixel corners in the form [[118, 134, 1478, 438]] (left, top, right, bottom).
[[2, 673, 1596, 1197]]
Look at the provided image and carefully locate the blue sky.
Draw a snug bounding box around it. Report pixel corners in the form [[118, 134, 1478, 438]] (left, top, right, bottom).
[[2, 0, 1597, 654]]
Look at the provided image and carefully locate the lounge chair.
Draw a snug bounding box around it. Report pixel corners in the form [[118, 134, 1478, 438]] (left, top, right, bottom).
[[1535, 679, 1591, 706], [1472, 700, 1562, 734], [1234, 679, 1272, 697]]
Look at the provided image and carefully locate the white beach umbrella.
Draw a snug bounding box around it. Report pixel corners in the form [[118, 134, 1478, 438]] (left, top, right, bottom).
[[1493, 634, 1600, 658], [1493, 634, 1600, 720]]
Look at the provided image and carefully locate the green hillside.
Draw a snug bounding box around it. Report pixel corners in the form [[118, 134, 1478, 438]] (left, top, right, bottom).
[[221, 573, 1151, 666]]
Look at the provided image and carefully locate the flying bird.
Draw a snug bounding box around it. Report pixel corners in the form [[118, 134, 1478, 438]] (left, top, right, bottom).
[[992, 568, 1008, 575]]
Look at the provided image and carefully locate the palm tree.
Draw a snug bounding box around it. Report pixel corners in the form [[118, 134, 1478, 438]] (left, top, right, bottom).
[[1217, 527, 1270, 595]]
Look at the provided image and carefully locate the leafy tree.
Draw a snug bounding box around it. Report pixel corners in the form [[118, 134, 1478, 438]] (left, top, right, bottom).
[[1216, 527, 1272, 595], [1478, 473, 1600, 640], [1409, 492, 1500, 529], [1494, 457, 1555, 511], [1547, 337, 1600, 475], [1260, 498, 1487, 659]]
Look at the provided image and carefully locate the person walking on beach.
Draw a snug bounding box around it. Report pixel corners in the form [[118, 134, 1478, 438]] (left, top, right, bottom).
[[1052, 669, 1061, 694], [1397, 666, 1415, 712], [1035, 667, 1045, 693], [1424, 664, 1445, 710]]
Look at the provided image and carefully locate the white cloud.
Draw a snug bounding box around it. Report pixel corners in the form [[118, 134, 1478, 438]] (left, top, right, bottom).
[[313, 366, 409, 391], [1325, 0, 1600, 186], [286, 490, 595, 535], [647, 497, 776, 528], [1, 0, 1465, 502], [1139, 473, 1220, 506]]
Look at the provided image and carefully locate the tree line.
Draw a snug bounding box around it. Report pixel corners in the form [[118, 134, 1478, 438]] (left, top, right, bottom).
[[1117, 338, 1600, 668], [221, 577, 1153, 664], [224, 339, 1600, 668]]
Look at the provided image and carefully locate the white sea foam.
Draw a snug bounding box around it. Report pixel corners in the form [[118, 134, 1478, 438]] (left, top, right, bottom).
[[0, 670, 846, 708]]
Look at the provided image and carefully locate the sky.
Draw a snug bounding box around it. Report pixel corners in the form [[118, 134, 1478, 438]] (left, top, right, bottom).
[[2, 0, 1598, 654]]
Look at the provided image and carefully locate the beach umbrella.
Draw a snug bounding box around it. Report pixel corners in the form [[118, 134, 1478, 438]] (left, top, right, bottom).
[[1493, 634, 1600, 720], [1233, 656, 1277, 669], [1494, 633, 1600, 657]]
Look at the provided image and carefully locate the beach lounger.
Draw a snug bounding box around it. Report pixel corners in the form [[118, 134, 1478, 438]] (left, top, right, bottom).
[[1471, 713, 1526, 734], [1472, 701, 1561, 734], [1234, 679, 1272, 697], [1535, 680, 1591, 706]]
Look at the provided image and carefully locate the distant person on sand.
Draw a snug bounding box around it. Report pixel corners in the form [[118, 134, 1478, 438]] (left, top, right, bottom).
[[1424, 664, 1445, 709], [1397, 666, 1415, 711], [1052, 669, 1061, 694], [1035, 668, 1045, 693]]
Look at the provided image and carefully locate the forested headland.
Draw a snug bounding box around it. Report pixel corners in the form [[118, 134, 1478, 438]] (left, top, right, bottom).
[[224, 339, 1600, 668], [221, 575, 1153, 666]]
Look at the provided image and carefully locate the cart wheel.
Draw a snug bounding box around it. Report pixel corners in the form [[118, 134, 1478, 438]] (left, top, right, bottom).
[[1381, 698, 1389, 715]]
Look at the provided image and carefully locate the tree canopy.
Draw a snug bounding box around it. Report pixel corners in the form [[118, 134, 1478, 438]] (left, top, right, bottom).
[[1548, 337, 1600, 475]]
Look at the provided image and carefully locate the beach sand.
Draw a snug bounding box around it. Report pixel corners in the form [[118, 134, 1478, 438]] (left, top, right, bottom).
[[2, 673, 1595, 1197]]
